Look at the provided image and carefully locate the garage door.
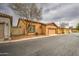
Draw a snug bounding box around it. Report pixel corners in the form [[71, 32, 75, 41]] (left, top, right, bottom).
[[0, 23, 4, 40], [48, 29, 56, 35]]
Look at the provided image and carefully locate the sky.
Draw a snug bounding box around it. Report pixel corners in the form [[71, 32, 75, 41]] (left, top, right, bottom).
[[0, 3, 79, 28]]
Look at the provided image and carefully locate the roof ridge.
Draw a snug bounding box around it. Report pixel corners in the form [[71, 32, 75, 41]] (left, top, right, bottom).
[[19, 18, 46, 25]]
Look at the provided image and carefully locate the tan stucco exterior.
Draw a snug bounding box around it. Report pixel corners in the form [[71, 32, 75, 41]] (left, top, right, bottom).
[[12, 18, 46, 36], [12, 18, 59, 36]]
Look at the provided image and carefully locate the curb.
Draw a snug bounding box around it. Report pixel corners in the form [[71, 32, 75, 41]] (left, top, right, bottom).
[[0, 34, 64, 44]]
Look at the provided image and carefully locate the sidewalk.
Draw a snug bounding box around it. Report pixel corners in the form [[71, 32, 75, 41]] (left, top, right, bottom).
[[0, 34, 63, 44]]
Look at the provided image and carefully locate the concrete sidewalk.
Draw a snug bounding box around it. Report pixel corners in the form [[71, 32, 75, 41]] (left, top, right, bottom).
[[0, 34, 64, 44]]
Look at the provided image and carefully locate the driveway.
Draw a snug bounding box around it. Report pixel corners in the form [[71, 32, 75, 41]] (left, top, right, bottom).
[[0, 33, 79, 56]]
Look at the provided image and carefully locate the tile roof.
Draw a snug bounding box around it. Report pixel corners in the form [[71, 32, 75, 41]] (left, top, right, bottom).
[[17, 18, 59, 28], [0, 12, 12, 18]]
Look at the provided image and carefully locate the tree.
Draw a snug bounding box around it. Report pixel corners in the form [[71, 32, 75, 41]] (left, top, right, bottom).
[[9, 3, 42, 35], [76, 23, 79, 30], [9, 3, 42, 20], [29, 3, 42, 20]]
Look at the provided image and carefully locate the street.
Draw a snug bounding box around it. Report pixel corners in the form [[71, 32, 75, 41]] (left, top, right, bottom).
[[0, 33, 79, 56]]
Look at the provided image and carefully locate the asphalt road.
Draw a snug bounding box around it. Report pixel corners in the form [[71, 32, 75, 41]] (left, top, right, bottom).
[[0, 33, 79, 56]]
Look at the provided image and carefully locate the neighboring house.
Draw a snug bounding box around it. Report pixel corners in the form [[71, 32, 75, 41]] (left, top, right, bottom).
[[0, 13, 12, 41], [63, 28, 70, 34], [71, 28, 79, 33], [57, 27, 64, 34], [60, 28, 72, 34], [57, 26, 73, 34]]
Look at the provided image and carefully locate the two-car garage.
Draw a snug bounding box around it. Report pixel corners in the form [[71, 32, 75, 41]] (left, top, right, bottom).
[[45, 23, 58, 35], [48, 28, 56, 35]]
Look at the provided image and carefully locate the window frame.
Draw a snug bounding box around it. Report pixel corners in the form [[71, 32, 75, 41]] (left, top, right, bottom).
[[28, 25, 35, 33]]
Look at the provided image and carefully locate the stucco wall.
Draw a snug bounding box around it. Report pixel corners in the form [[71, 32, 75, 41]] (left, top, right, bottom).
[[27, 22, 43, 35], [11, 27, 24, 36]]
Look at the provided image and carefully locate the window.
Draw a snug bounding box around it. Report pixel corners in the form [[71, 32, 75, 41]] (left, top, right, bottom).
[[28, 25, 35, 33]]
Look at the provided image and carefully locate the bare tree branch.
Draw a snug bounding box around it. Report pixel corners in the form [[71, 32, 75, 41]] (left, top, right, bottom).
[[9, 3, 42, 20]]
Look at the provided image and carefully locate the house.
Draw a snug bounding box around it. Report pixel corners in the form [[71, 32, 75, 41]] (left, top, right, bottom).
[[0, 13, 12, 41], [63, 28, 70, 34], [12, 18, 59, 36], [57, 27, 64, 34], [57, 25, 74, 34], [71, 28, 79, 33], [12, 18, 46, 36], [59, 28, 72, 34]]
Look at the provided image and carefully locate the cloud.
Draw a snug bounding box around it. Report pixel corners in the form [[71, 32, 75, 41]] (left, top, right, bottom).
[[39, 3, 79, 27], [42, 4, 79, 20], [0, 3, 19, 26]]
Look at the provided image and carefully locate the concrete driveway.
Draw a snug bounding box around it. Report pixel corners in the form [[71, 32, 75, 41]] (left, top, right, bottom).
[[0, 33, 79, 56]]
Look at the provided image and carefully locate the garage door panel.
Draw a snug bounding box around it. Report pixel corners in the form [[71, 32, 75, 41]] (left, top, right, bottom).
[[48, 29, 56, 35], [0, 24, 4, 39]]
